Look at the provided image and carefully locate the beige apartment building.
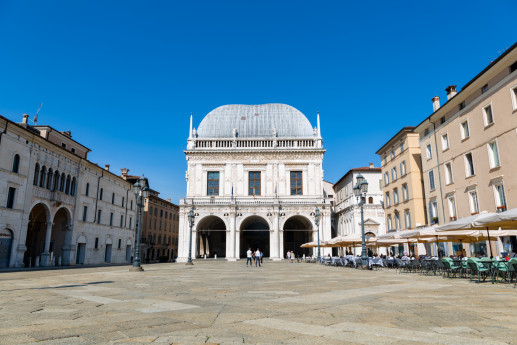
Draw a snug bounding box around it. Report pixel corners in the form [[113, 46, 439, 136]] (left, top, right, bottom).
[[415, 42, 517, 256], [376, 128, 427, 255]]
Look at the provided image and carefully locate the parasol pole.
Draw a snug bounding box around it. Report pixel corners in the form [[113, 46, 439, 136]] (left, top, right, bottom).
[[486, 227, 493, 258]]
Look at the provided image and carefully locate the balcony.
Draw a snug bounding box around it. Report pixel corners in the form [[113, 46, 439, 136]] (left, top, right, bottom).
[[33, 186, 75, 206], [191, 138, 319, 150], [180, 196, 326, 207]]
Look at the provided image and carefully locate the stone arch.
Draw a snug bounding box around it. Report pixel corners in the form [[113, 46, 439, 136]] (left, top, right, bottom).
[[196, 215, 227, 258], [39, 165, 47, 187], [240, 215, 270, 258], [0, 228, 14, 267], [50, 207, 72, 264], [25, 202, 52, 267], [77, 235, 87, 243], [46, 168, 53, 189], [282, 215, 313, 257], [12, 153, 20, 173]]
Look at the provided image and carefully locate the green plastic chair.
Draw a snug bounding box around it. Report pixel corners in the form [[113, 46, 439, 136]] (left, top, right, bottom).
[[441, 257, 461, 278], [493, 260, 510, 284], [467, 258, 491, 283], [509, 258, 517, 288]]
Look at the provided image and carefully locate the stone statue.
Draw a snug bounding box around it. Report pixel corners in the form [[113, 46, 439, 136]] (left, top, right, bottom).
[[232, 128, 238, 138], [192, 128, 197, 138], [272, 127, 277, 137]]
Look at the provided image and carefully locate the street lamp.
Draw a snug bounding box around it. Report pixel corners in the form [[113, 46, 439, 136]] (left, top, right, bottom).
[[353, 173, 369, 267], [186, 207, 195, 265], [314, 207, 321, 262], [130, 175, 149, 272]]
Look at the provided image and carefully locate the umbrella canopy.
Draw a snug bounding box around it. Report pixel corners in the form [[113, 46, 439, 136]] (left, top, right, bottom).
[[435, 211, 496, 231], [367, 238, 416, 247], [472, 207, 517, 229], [326, 234, 376, 247], [300, 241, 318, 248], [377, 230, 419, 240]]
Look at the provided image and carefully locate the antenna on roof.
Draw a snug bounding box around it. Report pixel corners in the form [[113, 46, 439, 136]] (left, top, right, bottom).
[[33, 103, 43, 125]]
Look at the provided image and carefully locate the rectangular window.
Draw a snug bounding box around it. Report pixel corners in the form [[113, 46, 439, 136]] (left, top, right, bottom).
[[290, 171, 302, 195], [459, 101, 466, 110], [6, 187, 15, 209], [122, 197, 125, 207], [488, 141, 500, 168], [94, 237, 99, 249], [404, 210, 411, 229], [207, 171, 220, 196], [390, 150, 395, 159], [384, 172, 389, 185], [118, 239, 122, 249], [400, 161, 406, 176], [444, 162, 453, 185], [61, 143, 67, 148], [429, 170, 435, 191], [395, 213, 401, 230], [100, 188, 103, 200], [441, 133, 449, 151], [465, 152, 475, 177], [97, 210, 102, 224], [440, 116, 445, 124], [129, 217, 132, 229], [387, 215, 393, 231], [385, 192, 391, 207], [384, 156, 387, 165], [248, 171, 261, 196], [391, 167, 397, 181], [429, 201, 438, 224], [481, 84, 489, 93], [71, 148, 76, 153], [160, 209, 163, 217], [460, 121, 470, 140], [426, 144, 432, 160], [494, 184, 507, 212], [448, 196, 457, 220], [400, 142, 404, 152], [130, 200, 133, 210], [393, 188, 399, 204], [469, 190, 480, 215], [112, 193, 115, 204], [511, 85, 517, 111], [402, 184, 409, 201], [85, 183, 89, 196], [83, 206, 88, 222], [109, 212, 113, 226], [120, 215, 124, 227], [483, 104, 494, 126]]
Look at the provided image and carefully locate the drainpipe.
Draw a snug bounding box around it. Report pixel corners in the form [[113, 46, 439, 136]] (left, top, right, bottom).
[[124, 186, 129, 228], [432, 122, 446, 224]]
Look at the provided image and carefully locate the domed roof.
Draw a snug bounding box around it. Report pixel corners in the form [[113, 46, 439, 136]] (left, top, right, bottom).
[[196, 104, 315, 138]]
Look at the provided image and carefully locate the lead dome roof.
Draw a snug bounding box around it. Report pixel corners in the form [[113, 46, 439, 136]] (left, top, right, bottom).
[[196, 104, 315, 138]]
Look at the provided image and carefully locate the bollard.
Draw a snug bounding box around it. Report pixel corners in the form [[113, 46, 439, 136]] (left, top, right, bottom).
[[35, 256, 40, 267], [214, 254, 217, 260], [204, 254, 207, 260], [58, 256, 62, 266]]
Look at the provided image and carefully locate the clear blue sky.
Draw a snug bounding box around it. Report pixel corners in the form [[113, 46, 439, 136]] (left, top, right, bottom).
[[1, 1, 516, 202]]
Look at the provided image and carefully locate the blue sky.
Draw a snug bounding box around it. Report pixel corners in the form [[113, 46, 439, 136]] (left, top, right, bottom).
[[1, 1, 516, 202]]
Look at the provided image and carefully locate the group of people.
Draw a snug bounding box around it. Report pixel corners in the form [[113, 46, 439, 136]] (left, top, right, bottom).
[[246, 248, 263, 267], [286, 250, 296, 263]]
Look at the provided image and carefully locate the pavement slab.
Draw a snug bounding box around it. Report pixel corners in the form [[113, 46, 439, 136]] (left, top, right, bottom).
[[0, 260, 516, 344]]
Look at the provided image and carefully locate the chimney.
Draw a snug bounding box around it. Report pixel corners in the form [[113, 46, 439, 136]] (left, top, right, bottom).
[[167, 198, 171, 202], [120, 168, 129, 178], [432, 96, 440, 112], [104, 164, 110, 171], [64, 131, 72, 137], [22, 114, 29, 124], [369, 162, 374, 169], [445, 85, 457, 100]]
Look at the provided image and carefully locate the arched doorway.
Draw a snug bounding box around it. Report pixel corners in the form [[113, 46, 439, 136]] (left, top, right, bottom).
[[0, 229, 13, 267], [197, 216, 226, 258], [25, 203, 50, 267], [283, 216, 313, 258], [51, 208, 70, 265], [240, 216, 269, 258], [331, 225, 338, 256]]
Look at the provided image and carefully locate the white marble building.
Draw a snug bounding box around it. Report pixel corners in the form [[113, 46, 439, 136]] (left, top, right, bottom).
[[0, 114, 137, 267], [177, 104, 331, 261], [333, 164, 386, 254]]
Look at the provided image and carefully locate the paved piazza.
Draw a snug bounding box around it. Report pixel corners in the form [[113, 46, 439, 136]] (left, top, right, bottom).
[[0, 261, 516, 345]]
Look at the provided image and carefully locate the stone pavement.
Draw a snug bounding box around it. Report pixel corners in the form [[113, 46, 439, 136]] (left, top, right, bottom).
[[0, 260, 515, 345]]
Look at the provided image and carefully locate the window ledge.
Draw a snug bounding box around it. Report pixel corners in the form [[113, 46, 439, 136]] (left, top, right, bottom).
[[445, 182, 454, 186], [465, 174, 476, 179], [489, 165, 501, 172], [484, 122, 495, 129], [461, 137, 470, 142], [442, 147, 449, 153]]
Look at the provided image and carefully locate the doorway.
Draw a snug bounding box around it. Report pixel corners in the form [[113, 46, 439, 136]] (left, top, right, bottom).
[[240, 216, 270, 258], [105, 244, 112, 263], [0, 229, 13, 267], [76, 242, 86, 264]]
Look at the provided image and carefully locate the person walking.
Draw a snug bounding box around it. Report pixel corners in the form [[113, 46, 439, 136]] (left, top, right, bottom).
[[255, 248, 261, 267], [287, 251, 291, 261], [290, 251, 295, 263], [246, 248, 252, 267], [260, 251, 263, 264]]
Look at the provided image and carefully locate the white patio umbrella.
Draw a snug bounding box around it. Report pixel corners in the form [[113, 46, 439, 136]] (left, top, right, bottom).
[[472, 207, 517, 229]]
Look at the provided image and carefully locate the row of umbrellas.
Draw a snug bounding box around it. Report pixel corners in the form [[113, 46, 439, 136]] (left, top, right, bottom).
[[301, 208, 517, 255]]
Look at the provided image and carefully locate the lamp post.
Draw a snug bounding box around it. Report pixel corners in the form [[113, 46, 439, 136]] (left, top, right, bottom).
[[130, 175, 149, 272], [186, 207, 195, 265], [353, 173, 369, 267], [314, 207, 321, 262]]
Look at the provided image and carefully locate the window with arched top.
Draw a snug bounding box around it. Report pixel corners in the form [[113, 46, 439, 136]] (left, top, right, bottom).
[[33, 163, 40, 185], [60, 173, 66, 192], [40, 166, 47, 188], [46, 168, 53, 189], [85, 182, 90, 196], [65, 175, 71, 195], [100, 188, 104, 200], [71, 177, 77, 196], [12, 154, 20, 173], [53, 171, 60, 191], [368, 197, 373, 204]]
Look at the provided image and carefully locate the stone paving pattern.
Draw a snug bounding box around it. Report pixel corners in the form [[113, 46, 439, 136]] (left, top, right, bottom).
[[0, 261, 516, 344]]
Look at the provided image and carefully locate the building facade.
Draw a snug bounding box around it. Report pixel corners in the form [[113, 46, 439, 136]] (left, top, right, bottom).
[[415, 42, 517, 255], [0, 114, 137, 267], [332, 164, 386, 253], [177, 104, 331, 261]]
